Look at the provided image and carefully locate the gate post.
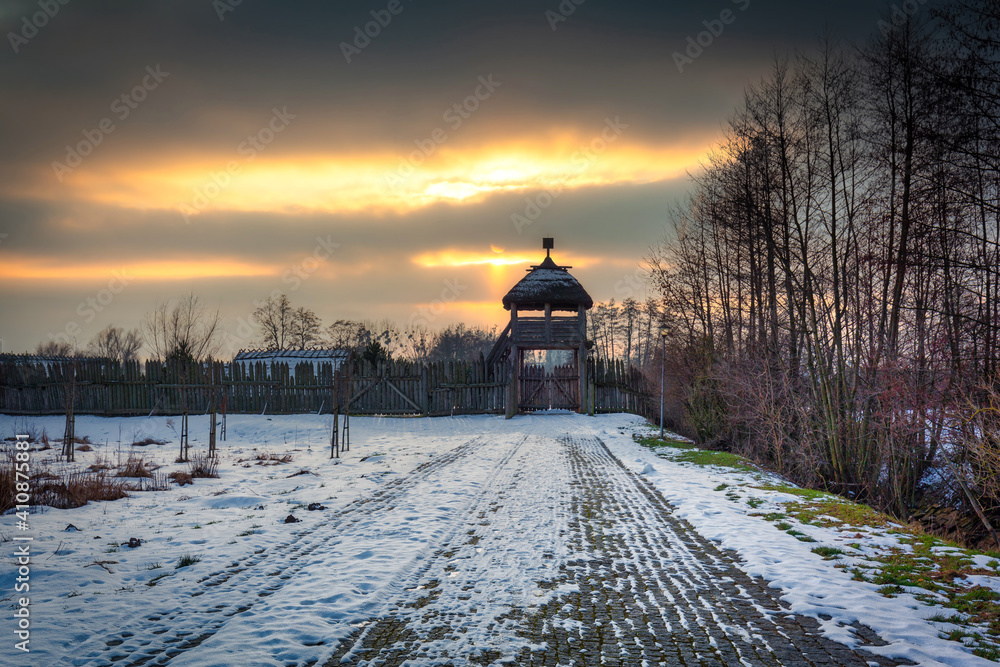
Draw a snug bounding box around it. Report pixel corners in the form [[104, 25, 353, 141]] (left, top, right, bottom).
[[506, 345, 519, 419]]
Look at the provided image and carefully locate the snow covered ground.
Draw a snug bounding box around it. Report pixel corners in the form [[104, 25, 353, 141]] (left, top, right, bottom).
[[0, 412, 996, 666]]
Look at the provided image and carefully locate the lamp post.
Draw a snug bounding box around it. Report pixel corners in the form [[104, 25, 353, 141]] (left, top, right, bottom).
[[659, 329, 667, 439]]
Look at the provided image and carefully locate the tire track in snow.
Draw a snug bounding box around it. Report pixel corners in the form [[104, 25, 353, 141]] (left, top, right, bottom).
[[509, 435, 915, 666], [68, 435, 500, 667], [321, 433, 916, 666], [323, 432, 577, 665]]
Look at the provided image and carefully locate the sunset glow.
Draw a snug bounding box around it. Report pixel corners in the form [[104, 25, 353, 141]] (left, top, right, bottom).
[[1, 259, 277, 282], [1, 0, 884, 355], [26, 137, 708, 219]]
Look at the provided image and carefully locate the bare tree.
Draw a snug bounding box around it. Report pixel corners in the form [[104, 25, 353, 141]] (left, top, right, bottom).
[[425, 324, 496, 362], [143, 293, 222, 362], [325, 319, 367, 350], [289, 307, 322, 349], [253, 294, 293, 350], [35, 340, 75, 356], [87, 325, 143, 362]]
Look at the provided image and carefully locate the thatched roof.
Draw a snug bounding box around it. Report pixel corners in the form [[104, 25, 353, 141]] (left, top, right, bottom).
[[501, 255, 594, 311]]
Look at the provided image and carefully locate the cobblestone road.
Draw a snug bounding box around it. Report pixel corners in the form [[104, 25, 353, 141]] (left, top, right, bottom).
[[324, 434, 912, 666]]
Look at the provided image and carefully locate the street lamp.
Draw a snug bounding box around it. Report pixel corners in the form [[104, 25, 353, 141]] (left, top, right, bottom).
[[659, 329, 668, 439]]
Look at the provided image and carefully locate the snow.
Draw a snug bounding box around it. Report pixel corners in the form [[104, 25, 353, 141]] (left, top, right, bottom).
[[602, 424, 999, 667], [0, 412, 995, 666]]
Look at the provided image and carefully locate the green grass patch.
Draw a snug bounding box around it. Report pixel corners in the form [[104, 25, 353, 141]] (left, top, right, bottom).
[[784, 528, 816, 542], [633, 435, 697, 450], [760, 489, 891, 530], [746, 497, 764, 509], [846, 533, 1000, 658], [975, 646, 1000, 660], [673, 449, 756, 471], [175, 554, 201, 569], [812, 546, 844, 560], [238, 524, 262, 537], [635, 434, 756, 471], [147, 572, 173, 587]]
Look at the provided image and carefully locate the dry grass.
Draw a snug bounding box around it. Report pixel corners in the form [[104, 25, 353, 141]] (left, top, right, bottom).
[[131, 437, 167, 447], [0, 452, 15, 515], [57, 435, 92, 445], [168, 471, 193, 486], [116, 455, 154, 478], [188, 453, 219, 479], [33, 471, 131, 509], [238, 451, 293, 466]]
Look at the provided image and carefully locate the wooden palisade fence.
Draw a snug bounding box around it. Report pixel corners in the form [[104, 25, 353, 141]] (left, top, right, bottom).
[[0, 354, 650, 418]]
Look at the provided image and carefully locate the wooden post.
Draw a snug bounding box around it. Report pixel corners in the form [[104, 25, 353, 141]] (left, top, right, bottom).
[[179, 362, 190, 462], [220, 381, 227, 442], [342, 356, 351, 452], [331, 364, 341, 459], [506, 305, 519, 419], [506, 345, 519, 419], [62, 361, 76, 462], [420, 363, 429, 416], [208, 361, 218, 458]]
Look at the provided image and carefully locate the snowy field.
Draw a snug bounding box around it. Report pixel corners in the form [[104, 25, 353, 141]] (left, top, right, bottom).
[[0, 412, 997, 666]]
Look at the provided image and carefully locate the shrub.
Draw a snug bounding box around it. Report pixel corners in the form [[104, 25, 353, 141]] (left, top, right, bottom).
[[188, 454, 218, 479], [33, 471, 130, 509], [117, 455, 153, 478], [168, 471, 193, 486]]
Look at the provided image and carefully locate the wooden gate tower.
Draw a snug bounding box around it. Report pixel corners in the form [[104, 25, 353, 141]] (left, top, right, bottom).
[[486, 239, 594, 417]]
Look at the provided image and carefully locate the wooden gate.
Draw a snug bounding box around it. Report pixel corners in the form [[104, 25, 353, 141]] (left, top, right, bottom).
[[518, 363, 579, 412]]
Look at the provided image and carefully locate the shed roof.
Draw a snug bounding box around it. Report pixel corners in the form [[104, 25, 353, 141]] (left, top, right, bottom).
[[234, 349, 350, 361], [501, 255, 594, 311]]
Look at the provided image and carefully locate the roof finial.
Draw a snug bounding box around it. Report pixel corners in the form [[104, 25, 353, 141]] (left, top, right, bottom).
[[543, 237, 553, 258]]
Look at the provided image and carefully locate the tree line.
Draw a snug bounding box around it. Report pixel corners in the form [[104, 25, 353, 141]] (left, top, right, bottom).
[[32, 292, 498, 366], [648, 2, 1000, 532], [587, 297, 662, 366]]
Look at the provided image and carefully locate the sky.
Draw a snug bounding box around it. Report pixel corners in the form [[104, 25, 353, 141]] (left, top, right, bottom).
[[0, 0, 897, 357]]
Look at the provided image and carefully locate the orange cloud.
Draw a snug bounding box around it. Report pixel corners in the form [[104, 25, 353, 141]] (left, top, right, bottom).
[[16, 128, 707, 218], [0, 258, 276, 281]]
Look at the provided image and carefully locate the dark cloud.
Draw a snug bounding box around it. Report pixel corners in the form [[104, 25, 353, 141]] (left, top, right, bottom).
[[1, 0, 903, 353]]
